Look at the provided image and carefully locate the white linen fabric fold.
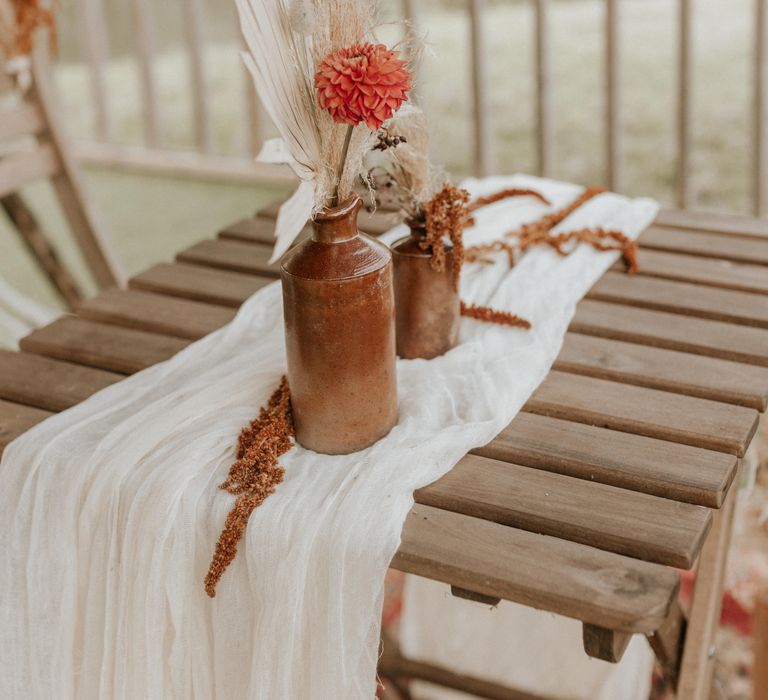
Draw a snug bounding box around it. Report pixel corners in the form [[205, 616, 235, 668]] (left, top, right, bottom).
[[0, 175, 658, 700]]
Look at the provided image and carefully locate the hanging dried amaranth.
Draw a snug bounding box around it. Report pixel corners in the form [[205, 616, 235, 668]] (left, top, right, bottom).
[[205, 377, 294, 597]]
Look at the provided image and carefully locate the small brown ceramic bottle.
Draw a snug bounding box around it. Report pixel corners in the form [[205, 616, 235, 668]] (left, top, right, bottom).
[[280, 195, 398, 455], [391, 220, 461, 360]]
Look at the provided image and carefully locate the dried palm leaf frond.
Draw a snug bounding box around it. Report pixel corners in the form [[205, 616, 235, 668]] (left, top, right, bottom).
[[236, 0, 383, 261]]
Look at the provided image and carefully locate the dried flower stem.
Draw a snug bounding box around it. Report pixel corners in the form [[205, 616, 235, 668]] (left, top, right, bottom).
[[464, 186, 639, 273], [467, 188, 551, 212], [422, 183, 469, 290], [460, 301, 531, 329], [332, 124, 355, 206], [204, 376, 294, 597]]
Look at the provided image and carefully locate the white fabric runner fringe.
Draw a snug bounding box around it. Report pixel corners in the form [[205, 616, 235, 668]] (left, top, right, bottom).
[[0, 175, 658, 700]]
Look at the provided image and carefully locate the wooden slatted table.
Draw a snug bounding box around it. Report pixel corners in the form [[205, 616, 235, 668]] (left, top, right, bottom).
[[1, 203, 767, 700]]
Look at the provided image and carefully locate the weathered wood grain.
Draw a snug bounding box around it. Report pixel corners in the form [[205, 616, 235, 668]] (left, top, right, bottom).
[[525, 371, 759, 457], [177, 238, 280, 277], [78, 288, 236, 340], [583, 624, 632, 663], [450, 586, 501, 606], [571, 299, 768, 367], [556, 333, 768, 410], [0, 350, 120, 411], [219, 217, 310, 246], [416, 454, 711, 568], [0, 399, 52, 456], [393, 504, 680, 633], [677, 486, 737, 698], [655, 208, 768, 240], [647, 599, 687, 690], [20, 317, 189, 374], [641, 227, 768, 265], [379, 652, 549, 700], [620, 249, 768, 295], [476, 412, 736, 508], [588, 272, 768, 328], [129, 263, 271, 307], [127, 266, 768, 411]]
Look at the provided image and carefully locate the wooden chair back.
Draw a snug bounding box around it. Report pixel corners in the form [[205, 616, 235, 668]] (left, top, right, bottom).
[[0, 27, 123, 301]]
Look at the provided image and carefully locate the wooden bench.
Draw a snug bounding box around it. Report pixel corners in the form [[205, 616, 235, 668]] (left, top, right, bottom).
[[1, 204, 766, 699]]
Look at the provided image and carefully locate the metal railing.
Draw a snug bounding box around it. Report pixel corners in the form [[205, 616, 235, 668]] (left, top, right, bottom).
[[61, 0, 768, 215]]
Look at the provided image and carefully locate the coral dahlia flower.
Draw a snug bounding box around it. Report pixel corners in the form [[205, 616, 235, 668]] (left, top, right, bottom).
[[315, 43, 411, 130]]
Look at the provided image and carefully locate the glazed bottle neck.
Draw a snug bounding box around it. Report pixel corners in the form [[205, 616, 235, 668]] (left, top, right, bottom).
[[407, 219, 428, 241], [312, 195, 362, 244]]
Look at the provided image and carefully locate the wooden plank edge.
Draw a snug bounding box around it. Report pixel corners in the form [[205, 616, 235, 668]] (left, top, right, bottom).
[[393, 504, 680, 634]]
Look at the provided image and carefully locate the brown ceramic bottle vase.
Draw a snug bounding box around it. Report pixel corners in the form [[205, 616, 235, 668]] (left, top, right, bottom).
[[280, 195, 398, 455], [391, 220, 460, 360]]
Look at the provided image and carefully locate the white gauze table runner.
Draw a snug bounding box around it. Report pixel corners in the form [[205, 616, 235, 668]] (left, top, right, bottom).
[[0, 175, 658, 700]]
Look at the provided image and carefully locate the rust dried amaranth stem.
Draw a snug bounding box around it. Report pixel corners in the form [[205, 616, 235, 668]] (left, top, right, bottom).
[[464, 186, 639, 272], [204, 376, 294, 597]]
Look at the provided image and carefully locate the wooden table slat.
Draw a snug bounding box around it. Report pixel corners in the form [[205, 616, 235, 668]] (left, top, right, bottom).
[[588, 272, 768, 329], [177, 238, 280, 277], [219, 217, 310, 246], [655, 208, 768, 240], [619, 249, 768, 295], [20, 318, 190, 375], [556, 333, 768, 410], [79, 288, 236, 340], [477, 412, 736, 508], [641, 226, 768, 265], [0, 349, 736, 509], [417, 454, 712, 568], [130, 263, 272, 308], [0, 353, 710, 567], [0, 398, 683, 632], [526, 371, 759, 457], [571, 299, 768, 367], [20, 318, 757, 456], [0, 399, 52, 456], [0, 397, 684, 632], [394, 504, 680, 633], [0, 350, 120, 412], [74, 284, 768, 414]]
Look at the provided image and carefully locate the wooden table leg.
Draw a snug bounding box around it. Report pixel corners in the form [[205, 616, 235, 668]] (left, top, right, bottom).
[[675, 481, 738, 699], [646, 599, 687, 691], [583, 623, 632, 663], [379, 628, 554, 700], [754, 591, 768, 700]]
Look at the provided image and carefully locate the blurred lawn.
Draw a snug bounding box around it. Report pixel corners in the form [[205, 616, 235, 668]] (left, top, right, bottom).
[[0, 169, 289, 340]]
